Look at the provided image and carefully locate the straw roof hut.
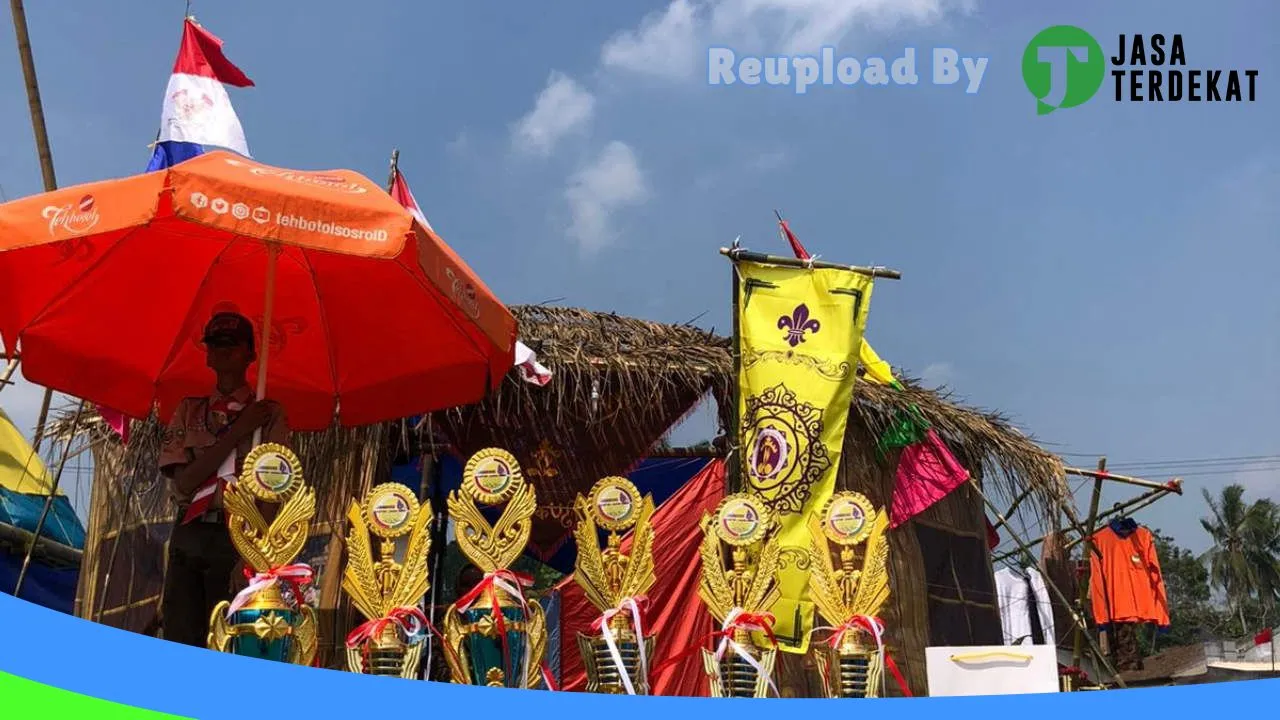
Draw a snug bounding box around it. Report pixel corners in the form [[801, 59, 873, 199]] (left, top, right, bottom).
[[58, 304, 1067, 692]]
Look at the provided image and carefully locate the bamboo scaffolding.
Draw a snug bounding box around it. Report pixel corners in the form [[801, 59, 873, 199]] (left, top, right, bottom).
[[971, 477, 1127, 688], [1063, 466, 1183, 494]]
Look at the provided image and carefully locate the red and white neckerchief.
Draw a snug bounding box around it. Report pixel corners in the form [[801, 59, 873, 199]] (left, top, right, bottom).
[[590, 596, 650, 695], [456, 569, 558, 690], [180, 396, 244, 524]]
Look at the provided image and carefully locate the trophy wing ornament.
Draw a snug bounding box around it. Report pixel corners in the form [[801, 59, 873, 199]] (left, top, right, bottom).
[[850, 509, 891, 619], [619, 495, 657, 600], [221, 483, 274, 572], [697, 512, 735, 622], [293, 605, 318, 667], [388, 501, 433, 610], [572, 495, 611, 612], [448, 488, 500, 572], [341, 500, 384, 620], [525, 601, 549, 688], [744, 530, 783, 613], [806, 512, 846, 622]]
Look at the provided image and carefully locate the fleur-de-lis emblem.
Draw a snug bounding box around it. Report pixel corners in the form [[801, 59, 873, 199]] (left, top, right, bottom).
[[777, 303, 820, 347]]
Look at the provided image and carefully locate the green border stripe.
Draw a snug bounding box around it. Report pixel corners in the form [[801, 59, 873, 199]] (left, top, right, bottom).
[[0, 670, 193, 719]]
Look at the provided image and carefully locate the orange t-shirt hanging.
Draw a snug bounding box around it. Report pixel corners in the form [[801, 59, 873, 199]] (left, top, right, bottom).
[[1089, 518, 1170, 626]]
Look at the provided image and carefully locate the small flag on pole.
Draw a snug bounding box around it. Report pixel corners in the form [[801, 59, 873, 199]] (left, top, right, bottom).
[[152, 17, 254, 167], [390, 168, 434, 232]]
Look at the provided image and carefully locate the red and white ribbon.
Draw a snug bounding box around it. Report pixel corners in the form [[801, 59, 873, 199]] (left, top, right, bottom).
[[590, 596, 649, 695], [345, 606, 429, 649], [811, 614, 913, 697], [457, 569, 558, 690], [713, 608, 780, 697], [226, 563, 314, 616]]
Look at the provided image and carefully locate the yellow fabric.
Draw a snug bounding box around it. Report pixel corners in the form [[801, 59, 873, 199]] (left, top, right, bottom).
[[735, 261, 873, 653], [0, 407, 58, 495], [859, 339, 897, 386]]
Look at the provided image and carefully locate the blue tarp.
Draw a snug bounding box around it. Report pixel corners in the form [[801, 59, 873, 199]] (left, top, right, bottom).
[[0, 488, 86, 549], [0, 552, 79, 614]]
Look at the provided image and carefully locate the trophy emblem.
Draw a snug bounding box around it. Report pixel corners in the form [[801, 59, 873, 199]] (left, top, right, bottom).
[[698, 493, 782, 698], [442, 448, 550, 688], [208, 443, 318, 665], [341, 482, 434, 677], [572, 476, 657, 694], [807, 491, 892, 698]]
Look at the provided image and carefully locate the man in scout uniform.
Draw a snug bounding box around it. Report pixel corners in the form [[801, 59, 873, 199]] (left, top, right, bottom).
[[158, 311, 290, 647]]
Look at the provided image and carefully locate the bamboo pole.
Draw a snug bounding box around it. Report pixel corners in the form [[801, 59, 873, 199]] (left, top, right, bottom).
[[1071, 458, 1107, 673], [992, 484, 1037, 533], [387, 148, 399, 189], [10, 0, 56, 192], [1063, 466, 1182, 494], [0, 357, 18, 391], [719, 246, 903, 280], [992, 480, 1181, 563], [726, 247, 743, 494], [969, 476, 1126, 688]]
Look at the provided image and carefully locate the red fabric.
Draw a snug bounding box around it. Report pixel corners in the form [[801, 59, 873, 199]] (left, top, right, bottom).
[[173, 18, 254, 87], [0, 151, 516, 430], [985, 517, 999, 550], [779, 220, 810, 260], [889, 429, 970, 527], [555, 458, 725, 696], [1256, 628, 1273, 646]]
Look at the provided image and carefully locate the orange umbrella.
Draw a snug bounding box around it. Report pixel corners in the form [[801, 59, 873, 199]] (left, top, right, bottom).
[[0, 150, 516, 430]]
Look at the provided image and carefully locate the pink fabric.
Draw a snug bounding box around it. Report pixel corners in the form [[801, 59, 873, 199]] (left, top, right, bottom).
[[97, 405, 131, 445], [890, 429, 969, 527]]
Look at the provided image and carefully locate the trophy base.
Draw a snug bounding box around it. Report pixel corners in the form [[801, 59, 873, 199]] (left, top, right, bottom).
[[576, 632, 657, 694], [814, 646, 884, 698], [346, 641, 424, 679], [701, 646, 776, 698]]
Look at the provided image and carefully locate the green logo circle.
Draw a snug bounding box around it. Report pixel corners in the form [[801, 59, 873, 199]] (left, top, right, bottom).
[[1022, 25, 1105, 115]]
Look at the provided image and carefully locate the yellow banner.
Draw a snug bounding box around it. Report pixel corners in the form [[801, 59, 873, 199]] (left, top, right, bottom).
[[735, 260, 873, 653]]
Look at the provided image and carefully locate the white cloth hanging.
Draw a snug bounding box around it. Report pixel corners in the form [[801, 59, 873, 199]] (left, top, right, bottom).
[[995, 566, 1056, 646]]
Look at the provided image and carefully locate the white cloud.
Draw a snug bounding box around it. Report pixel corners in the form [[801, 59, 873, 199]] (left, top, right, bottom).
[[511, 71, 596, 157], [564, 141, 649, 254], [601, 0, 703, 81], [602, 0, 973, 81], [920, 361, 955, 389]]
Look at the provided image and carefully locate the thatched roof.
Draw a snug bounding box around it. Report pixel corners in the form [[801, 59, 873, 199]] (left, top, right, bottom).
[[443, 305, 1067, 535], [47, 304, 1068, 537]]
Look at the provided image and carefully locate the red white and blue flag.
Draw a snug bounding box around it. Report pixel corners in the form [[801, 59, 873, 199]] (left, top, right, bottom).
[[149, 17, 253, 170]]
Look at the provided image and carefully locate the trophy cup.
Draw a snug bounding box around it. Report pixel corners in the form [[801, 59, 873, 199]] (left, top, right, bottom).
[[698, 493, 782, 698], [808, 492, 891, 698], [209, 444, 318, 665], [442, 448, 550, 688], [572, 477, 657, 695], [342, 482, 434, 677]]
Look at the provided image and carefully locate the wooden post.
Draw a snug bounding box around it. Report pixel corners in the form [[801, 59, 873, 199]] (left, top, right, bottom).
[[387, 148, 399, 190], [727, 254, 742, 494], [1072, 457, 1106, 673], [14, 401, 86, 596]]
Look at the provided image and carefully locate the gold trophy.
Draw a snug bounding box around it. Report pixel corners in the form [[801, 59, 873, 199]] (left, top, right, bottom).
[[209, 444, 319, 665], [341, 482, 434, 677], [441, 449, 549, 688], [572, 477, 657, 694], [808, 492, 891, 698], [698, 493, 782, 698]]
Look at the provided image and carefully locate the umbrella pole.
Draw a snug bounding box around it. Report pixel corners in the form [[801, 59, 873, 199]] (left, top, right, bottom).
[[252, 245, 279, 446]]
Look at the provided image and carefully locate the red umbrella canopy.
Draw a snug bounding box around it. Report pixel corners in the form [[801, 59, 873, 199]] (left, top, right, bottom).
[[0, 151, 516, 429]]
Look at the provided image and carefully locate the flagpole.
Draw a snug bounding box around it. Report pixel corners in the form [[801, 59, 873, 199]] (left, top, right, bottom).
[[719, 247, 902, 279], [727, 251, 743, 494], [387, 148, 399, 190]]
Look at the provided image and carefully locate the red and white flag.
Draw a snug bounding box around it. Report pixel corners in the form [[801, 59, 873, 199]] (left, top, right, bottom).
[[390, 168, 433, 232], [388, 167, 551, 387], [158, 18, 254, 155]]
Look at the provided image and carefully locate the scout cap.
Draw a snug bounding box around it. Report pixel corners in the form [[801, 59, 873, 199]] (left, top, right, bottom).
[[202, 311, 255, 352]]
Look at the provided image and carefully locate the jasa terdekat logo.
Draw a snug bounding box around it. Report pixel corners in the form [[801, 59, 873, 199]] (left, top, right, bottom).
[[1023, 26, 1259, 115]]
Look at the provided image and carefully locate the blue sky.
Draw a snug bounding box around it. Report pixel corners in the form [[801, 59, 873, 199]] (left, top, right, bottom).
[[0, 1, 1276, 555]]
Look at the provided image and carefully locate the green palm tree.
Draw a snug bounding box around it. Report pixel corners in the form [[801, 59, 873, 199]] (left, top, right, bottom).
[[1200, 484, 1280, 633]]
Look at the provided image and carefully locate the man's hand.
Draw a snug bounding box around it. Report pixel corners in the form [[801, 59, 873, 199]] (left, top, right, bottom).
[[229, 401, 273, 441]]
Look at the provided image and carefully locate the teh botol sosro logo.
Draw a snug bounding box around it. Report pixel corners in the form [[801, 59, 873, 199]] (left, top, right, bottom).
[[1023, 26, 1259, 114]]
